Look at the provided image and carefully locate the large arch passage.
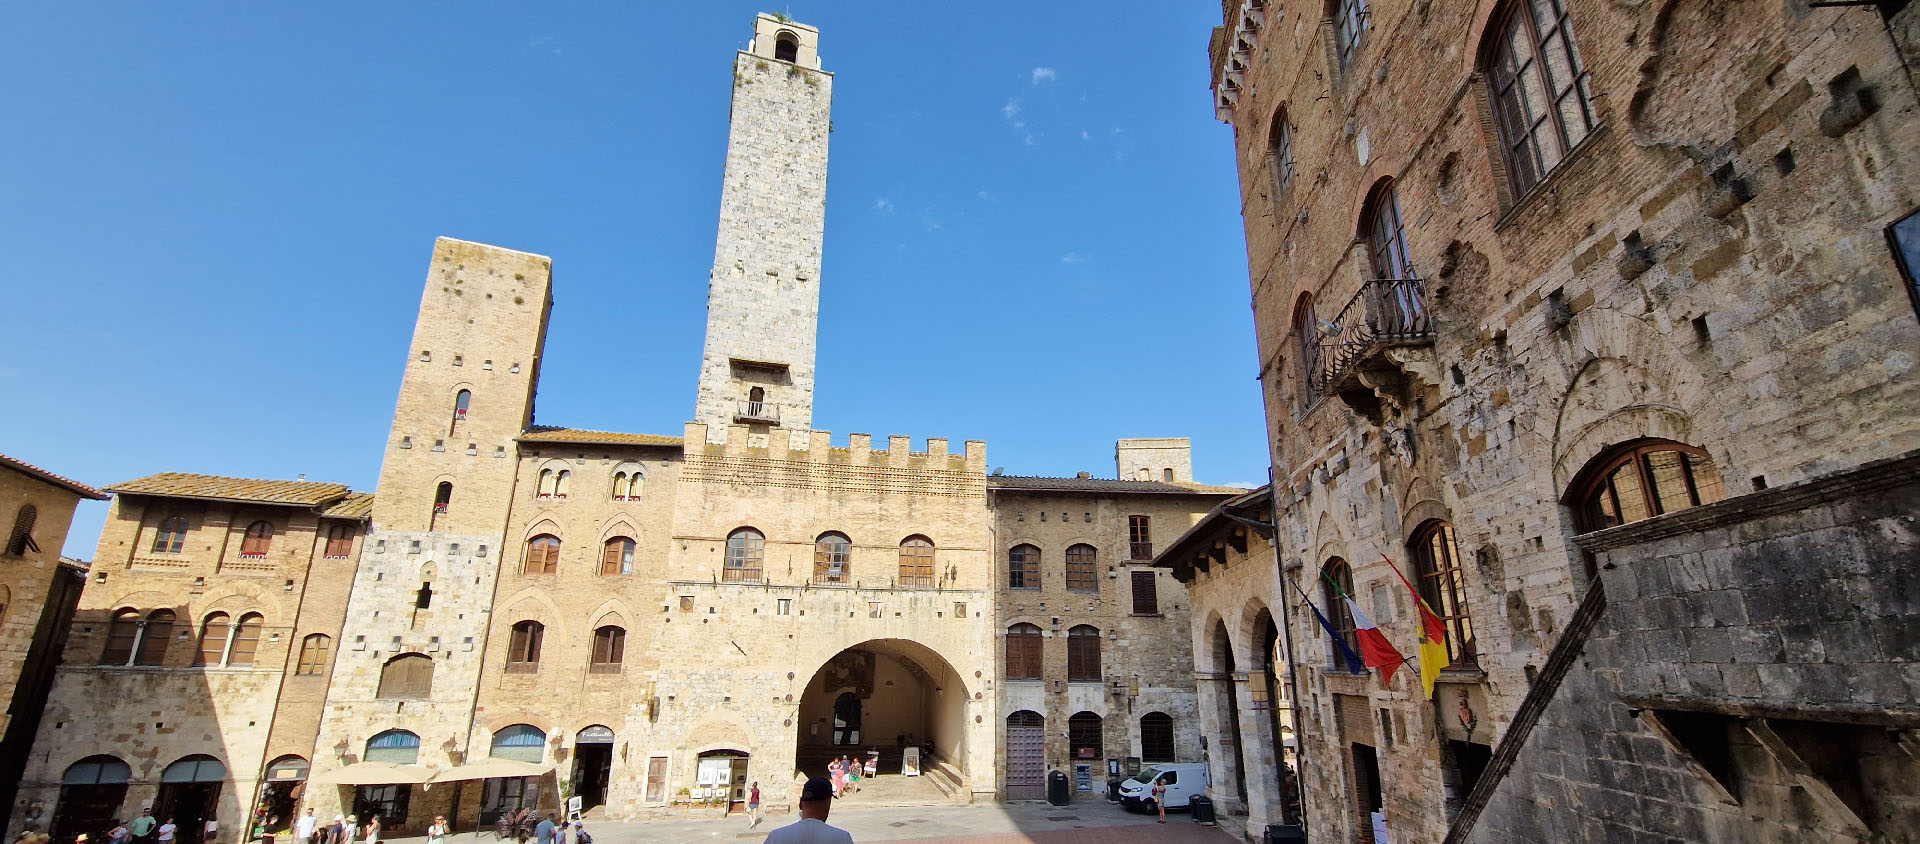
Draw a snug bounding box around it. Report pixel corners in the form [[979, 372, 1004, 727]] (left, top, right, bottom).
[[795, 639, 971, 800]]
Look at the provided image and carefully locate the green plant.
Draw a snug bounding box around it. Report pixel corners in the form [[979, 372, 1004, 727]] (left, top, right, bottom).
[[787, 64, 800, 78], [513, 295, 525, 305], [755, 60, 768, 71], [773, 12, 790, 22]]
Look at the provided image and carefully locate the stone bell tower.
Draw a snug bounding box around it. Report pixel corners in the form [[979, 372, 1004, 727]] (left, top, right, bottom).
[[693, 14, 831, 441]]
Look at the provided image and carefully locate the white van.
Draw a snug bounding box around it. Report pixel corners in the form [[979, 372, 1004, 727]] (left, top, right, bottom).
[[1117, 763, 1209, 812]]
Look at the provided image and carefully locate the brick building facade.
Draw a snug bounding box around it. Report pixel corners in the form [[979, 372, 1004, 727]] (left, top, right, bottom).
[[1195, 0, 1920, 842], [11, 14, 1240, 840]]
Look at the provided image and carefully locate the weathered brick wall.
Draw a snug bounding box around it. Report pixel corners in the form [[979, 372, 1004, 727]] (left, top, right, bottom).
[[0, 467, 84, 729], [1211, 1, 1920, 842], [693, 15, 831, 439], [1461, 454, 1920, 843]]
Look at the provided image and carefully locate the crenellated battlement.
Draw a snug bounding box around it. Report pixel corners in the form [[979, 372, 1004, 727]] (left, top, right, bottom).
[[683, 422, 986, 475]]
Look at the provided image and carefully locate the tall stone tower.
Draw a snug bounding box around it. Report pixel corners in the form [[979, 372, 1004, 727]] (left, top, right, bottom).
[[308, 237, 553, 796], [693, 14, 831, 441]]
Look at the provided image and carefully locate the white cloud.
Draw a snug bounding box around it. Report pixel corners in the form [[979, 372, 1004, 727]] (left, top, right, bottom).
[[1224, 481, 1259, 489], [1080, 130, 1091, 141], [1031, 66, 1057, 84], [976, 190, 996, 202], [871, 197, 895, 215], [1061, 252, 1090, 264], [1023, 134, 1037, 146], [1001, 100, 1022, 121]]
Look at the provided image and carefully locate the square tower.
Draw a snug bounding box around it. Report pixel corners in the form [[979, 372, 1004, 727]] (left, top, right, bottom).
[[693, 14, 832, 441]]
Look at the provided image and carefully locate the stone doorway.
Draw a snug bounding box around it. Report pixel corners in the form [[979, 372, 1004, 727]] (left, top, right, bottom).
[[571, 726, 614, 812], [794, 639, 970, 800]]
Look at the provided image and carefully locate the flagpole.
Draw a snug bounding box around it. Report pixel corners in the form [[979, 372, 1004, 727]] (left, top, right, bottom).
[[1265, 468, 1310, 834]]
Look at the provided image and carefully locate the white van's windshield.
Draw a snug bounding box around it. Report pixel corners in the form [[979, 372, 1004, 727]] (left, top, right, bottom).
[[1127, 767, 1164, 786]]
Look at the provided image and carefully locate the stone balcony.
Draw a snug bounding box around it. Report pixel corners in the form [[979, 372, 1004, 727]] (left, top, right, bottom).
[[734, 400, 780, 425], [1309, 274, 1438, 424]]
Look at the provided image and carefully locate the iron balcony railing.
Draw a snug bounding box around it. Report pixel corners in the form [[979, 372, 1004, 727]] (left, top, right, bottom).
[[1308, 274, 1436, 401], [735, 401, 780, 424]]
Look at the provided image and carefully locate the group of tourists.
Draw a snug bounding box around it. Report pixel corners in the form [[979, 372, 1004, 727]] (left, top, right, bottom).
[[287, 809, 381, 844], [825, 755, 875, 799]]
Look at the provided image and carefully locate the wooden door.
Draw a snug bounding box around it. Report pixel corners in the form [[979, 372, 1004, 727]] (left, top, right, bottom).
[[1005, 711, 1046, 800], [644, 757, 667, 803]]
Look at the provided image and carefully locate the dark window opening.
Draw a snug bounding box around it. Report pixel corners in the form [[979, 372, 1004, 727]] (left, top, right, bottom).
[[1008, 544, 1040, 590], [774, 33, 798, 63], [1351, 743, 1383, 832], [1128, 515, 1152, 559], [507, 621, 544, 672], [1068, 712, 1103, 760], [1140, 712, 1175, 763]]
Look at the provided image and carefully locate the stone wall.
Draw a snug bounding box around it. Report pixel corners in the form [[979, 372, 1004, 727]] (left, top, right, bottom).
[[1458, 453, 1920, 843], [1208, 1, 1920, 842]]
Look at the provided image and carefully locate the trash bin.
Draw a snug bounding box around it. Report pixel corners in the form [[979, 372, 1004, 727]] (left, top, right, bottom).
[[1047, 770, 1071, 806], [1264, 824, 1307, 844], [1188, 794, 1216, 825], [1106, 777, 1123, 803]]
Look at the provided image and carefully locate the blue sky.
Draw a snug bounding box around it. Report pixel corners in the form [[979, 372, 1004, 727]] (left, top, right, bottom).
[[0, 2, 1265, 558]]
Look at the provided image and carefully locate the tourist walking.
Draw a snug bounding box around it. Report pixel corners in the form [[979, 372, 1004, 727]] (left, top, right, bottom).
[[532, 814, 555, 844], [341, 816, 356, 844], [361, 817, 378, 844], [155, 819, 176, 844], [325, 817, 344, 844], [293, 810, 316, 844], [845, 757, 861, 793], [426, 816, 447, 844], [746, 782, 762, 828], [764, 777, 851, 844], [827, 758, 843, 798]]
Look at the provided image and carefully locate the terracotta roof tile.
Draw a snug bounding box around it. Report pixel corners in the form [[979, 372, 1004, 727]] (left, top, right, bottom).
[[519, 427, 684, 447], [988, 475, 1246, 495], [322, 492, 376, 520], [0, 453, 108, 500], [107, 473, 351, 507]]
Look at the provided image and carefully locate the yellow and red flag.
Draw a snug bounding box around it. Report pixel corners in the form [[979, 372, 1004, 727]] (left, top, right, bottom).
[[1384, 554, 1449, 699]]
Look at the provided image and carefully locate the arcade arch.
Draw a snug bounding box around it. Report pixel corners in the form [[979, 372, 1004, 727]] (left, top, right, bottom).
[[794, 639, 971, 796]]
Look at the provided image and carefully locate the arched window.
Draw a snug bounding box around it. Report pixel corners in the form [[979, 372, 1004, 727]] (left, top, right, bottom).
[[601, 537, 635, 576], [1293, 294, 1324, 400], [898, 536, 935, 588], [774, 31, 799, 63], [537, 469, 556, 499], [1270, 108, 1295, 198], [590, 625, 625, 673], [452, 389, 471, 429], [101, 608, 141, 665], [56, 755, 132, 841], [1140, 712, 1175, 763], [239, 520, 274, 557], [1163, 468, 1175, 482], [195, 613, 231, 666], [364, 729, 421, 764], [1573, 439, 1727, 531], [324, 523, 355, 558], [5, 504, 36, 556], [1008, 544, 1040, 590], [554, 470, 571, 498], [1485, 0, 1594, 197], [1363, 179, 1413, 280], [814, 532, 851, 584], [1333, 0, 1367, 70], [525, 535, 561, 575], [135, 609, 174, 666], [160, 755, 224, 783], [490, 725, 546, 762], [611, 468, 645, 501], [433, 482, 452, 515], [1321, 559, 1359, 665], [724, 528, 764, 582], [296, 633, 332, 675], [1412, 521, 1476, 667], [153, 516, 189, 554], [1065, 544, 1099, 593], [1067, 625, 1102, 681], [377, 653, 433, 699], [227, 612, 262, 666], [507, 621, 544, 672], [1005, 623, 1043, 680], [1068, 712, 1104, 760]]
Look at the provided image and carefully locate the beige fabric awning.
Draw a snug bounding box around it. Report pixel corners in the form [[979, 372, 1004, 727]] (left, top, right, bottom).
[[426, 759, 554, 783], [309, 763, 434, 785]]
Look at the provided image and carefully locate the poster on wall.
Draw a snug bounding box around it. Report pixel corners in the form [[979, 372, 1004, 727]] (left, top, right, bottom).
[[697, 758, 732, 787], [902, 747, 922, 777]]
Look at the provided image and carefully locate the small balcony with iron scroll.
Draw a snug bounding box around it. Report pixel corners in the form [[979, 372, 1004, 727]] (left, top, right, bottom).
[[1305, 273, 1439, 424]]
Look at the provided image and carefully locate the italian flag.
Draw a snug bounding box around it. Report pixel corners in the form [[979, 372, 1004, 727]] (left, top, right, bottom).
[[1342, 596, 1405, 685]]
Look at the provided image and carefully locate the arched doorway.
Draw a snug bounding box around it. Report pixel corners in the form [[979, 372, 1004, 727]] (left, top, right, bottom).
[[1256, 610, 1300, 823], [1212, 621, 1247, 804], [695, 749, 749, 813], [54, 756, 130, 842], [1004, 711, 1045, 800], [259, 756, 310, 834], [571, 726, 614, 811], [795, 639, 971, 800], [157, 755, 225, 844]]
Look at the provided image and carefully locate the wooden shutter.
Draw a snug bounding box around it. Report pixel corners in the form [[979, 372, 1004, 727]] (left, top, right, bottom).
[[196, 614, 231, 666], [1066, 545, 1098, 592], [1068, 627, 1101, 681], [1131, 570, 1159, 615], [227, 614, 262, 666], [645, 757, 668, 803], [136, 611, 174, 666], [102, 611, 141, 664]]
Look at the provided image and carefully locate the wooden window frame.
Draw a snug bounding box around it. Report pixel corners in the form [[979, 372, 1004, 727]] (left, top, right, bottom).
[[135, 609, 174, 666], [227, 613, 262, 666], [1484, 0, 1595, 198], [5, 505, 35, 556], [1572, 440, 1727, 532], [101, 608, 141, 665], [377, 652, 434, 699], [589, 625, 625, 674], [195, 612, 232, 667], [1065, 544, 1099, 593], [1130, 569, 1160, 615], [238, 520, 273, 558], [1333, 0, 1368, 71], [724, 528, 765, 582], [1270, 109, 1296, 200], [153, 516, 189, 554], [1067, 625, 1102, 682], [1412, 521, 1477, 667], [324, 523, 355, 559], [1008, 545, 1040, 590], [296, 633, 332, 675], [1128, 515, 1153, 560], [506, 621, 544, 673], [1322, 559, 1360, 664], [814, 532, 852, 584], [1364, 181, 1413, 280], [1005, 623, 1043, 680], [601, 537, 635, 576], [898, 536, 935, 589], [525, 535, 561, 575]]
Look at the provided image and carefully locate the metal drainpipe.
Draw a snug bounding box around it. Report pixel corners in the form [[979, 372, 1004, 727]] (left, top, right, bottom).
[[1267, 466, 1310, 838]]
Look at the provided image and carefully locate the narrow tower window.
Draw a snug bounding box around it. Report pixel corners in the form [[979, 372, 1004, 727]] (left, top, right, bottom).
[[774, 31, 799, 63], [451, 389, 471, 432]]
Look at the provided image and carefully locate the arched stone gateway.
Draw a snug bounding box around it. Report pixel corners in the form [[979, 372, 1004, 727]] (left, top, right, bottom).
[[794, 639, 975, 803]]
